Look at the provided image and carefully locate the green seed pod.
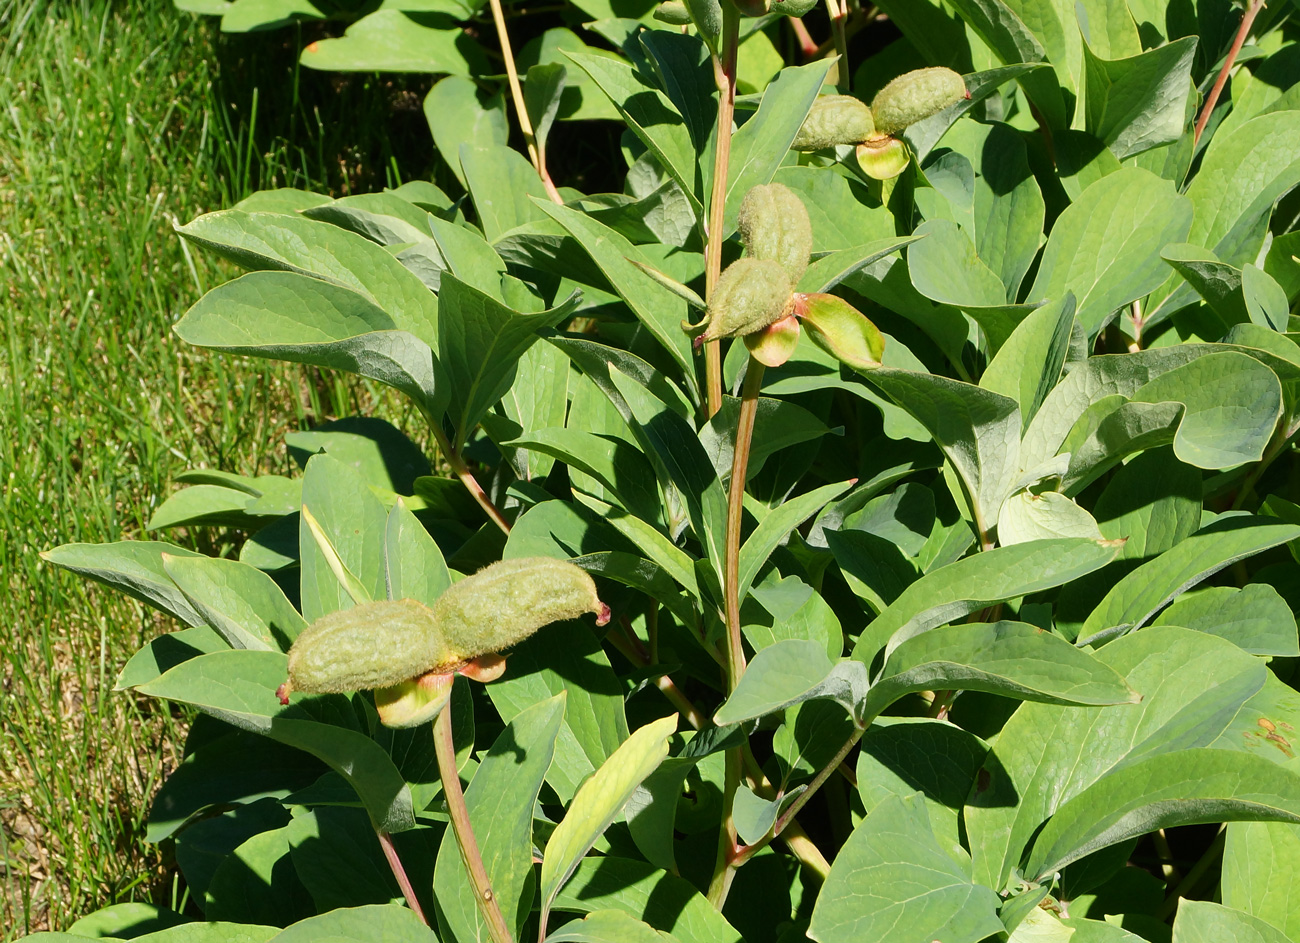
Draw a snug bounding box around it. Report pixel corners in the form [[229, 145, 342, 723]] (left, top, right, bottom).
[[792, 95, 875, 150], [687, 258, 793, 344], [432, 557, 608, 656], [770, 0, 817, 14], [286, 598, 453, 696], [653, 0, 692, 24], [737, 183, 813, 285], [869, 67, 968, 135]]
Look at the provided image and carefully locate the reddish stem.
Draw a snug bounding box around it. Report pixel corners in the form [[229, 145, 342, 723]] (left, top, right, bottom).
[[1194, 0, 1265, 148]]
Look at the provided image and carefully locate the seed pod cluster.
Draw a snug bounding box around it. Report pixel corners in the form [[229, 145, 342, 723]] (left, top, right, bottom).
[[869, 67, 968, 135], [792, 95, 875, 151], [280, 557, 608, 699], [737, 183, 813, 285]]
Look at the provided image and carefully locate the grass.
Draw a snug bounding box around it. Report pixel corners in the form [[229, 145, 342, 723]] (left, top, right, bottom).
[[0, 0, 436, 934]]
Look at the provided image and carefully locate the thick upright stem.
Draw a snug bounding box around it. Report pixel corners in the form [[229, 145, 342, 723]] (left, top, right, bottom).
[[703, 5, 741, 418], [429, 424, 512, 535], [487, 0, 563, 203], [1194, 0, 1265, 148], [377, 829, 428, 925], [723, 357, 764, 688], [434, 708, 515, 943], [826, 0, 850, 92]]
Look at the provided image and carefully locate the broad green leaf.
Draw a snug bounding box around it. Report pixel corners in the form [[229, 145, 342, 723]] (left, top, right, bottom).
[[437, 272, 578, 450], [809, 792, 1003, 943], [135, 925, 278, 943], [161, 555, 306, 652], [981, 294, 1076, 432], [746, 574, 844, 659], [424, 76, 508, 188], [1078, 516, 1300, 645], [176, 210, 439, 347], [1244, 263, 1290, 331], [232, 187, 332, 214], [463, 144, 548, 243], [539, 715, 678, 929], [486, 620, 629, 803], [966, 626, 1265, 890], [720, 60, 831, 232], [300, 193, 437, 247], [1172, 901, 1293, 943], [716, 640, 867, 725], [827, 528, 920, 615], [491, 339, 571, 482], [552, 856, 741, 943], [997, 492, 1103, 545], [270, 904, 438, 942], [638, 31, 716, 154], [548, 909, 679, 943], [509, 427, 660, 524], [1083, 37, 1196, 160], [904, 64, 1048, 162], [1092, 446, 1201, 561], [772, 166, 896, 252], [1026, 749, 1300, 878], [1154, 584, 1299, 657], [525, 62, 566, 155], [909, 218, 1008, 308], [299, 9, 488, 74], [700, 394, 835, 487], [117, 625, 228, 691], [148, 477, 299, 531], [1060, 917, 1148, 942], [383, 499, 451, 608], [860, 367, 1021, 538], [136, 650, 416, 833], [205, 821, 307, 926], [1027, 167, 1192, 336], [64, 902, 188, 939], [219, 0, 322, 32], [566, 52, 702, 214], [573, 493, 701, 600], [1161, 243, 1249, 325], [737, 480, 853, 599], [851, 538, 1121, 667], [797, 236, 921, 295], [41, 540, 206, 627], [175, 271, 440, 415], [298, 454, 389, 623], [435, 695, 565, 942], [173, 797, 290, 904], [1223, 821, 1300, 940], [536, 201, 697, 386], [285, 416, 431, 495], [861, 621, 1138, 723]]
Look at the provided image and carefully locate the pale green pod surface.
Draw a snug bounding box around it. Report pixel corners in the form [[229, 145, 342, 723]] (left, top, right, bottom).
[[653, 1, 692, 24], [287, 599, 454, 695], [791, 95, 875, 150], [737, 183, 813, 284], [432, 557, 608, 657], [870, 67, 967, 135], [698, 258, 793, 343]]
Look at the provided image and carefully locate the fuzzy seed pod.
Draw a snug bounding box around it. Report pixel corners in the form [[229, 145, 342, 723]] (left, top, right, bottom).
[[286, 598, 454, 696], [432, 557, 609, 656], [737, 183, 813, 285], [281, 558, 608, 700], [792, 95, 875, 151], [653, 1, 692, 24], [686, 258, 793, 344], [870, 67, 968, 135]]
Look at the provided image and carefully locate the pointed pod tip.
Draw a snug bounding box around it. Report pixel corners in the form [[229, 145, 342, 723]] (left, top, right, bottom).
[[275, 680, 292, 706]]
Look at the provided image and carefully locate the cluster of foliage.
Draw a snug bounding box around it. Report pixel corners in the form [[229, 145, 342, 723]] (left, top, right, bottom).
[[26, 0, 1300, 940]]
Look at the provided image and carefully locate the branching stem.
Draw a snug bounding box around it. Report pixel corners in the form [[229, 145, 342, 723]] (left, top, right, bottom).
[[434, 707, 516, 943], [429, 423, 512, 535], [487, 0, 563, 203], [1194, 0, 1265, 148]]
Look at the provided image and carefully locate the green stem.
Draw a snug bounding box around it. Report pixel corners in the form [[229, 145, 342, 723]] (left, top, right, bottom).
[[377, 829, 428, 925], [1231, 416, 1299, 511], [429, 422, 512, 535], [434, 707, 515, 943], [703, 4, 741, 419], [825, 0, 850, 92], [486, 0, 563, 203], [1155, 826, 1226, 922], [706, 745, 743, 908]]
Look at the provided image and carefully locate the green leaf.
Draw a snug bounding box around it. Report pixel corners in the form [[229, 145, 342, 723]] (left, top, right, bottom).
[[218, 0, 323, 32], [435, 695, 565, 942], [118, 626, 228, 691], [720, 60, 831, 233], [269, 904, 438, 942], [851, 538, 1121, 667], [65, 903, 189, 939], [1154, 584, 1299, 657], [286, 416, 431, 495], [176, 210, 440, 347], [423, 76, 508, 188], [536, 201, 697, 386], [1223, 820, 1300, 940], [1083, 37, 1196, 160], [1092, 446, 1201, 562], [205, 820, 308, 926], [1172, 901, 1293, 943], [486, 620, 629, 803], [908, 218, 1008, 309], [860, 367, 1020, 537], [148, 478, 298, 531], [526, 62, 567, 155], [41, 540, 206, 627], [300, 193, 439, 247], [966, 626, 1265, 890], [1244, 263, 1290, 332], [552, 856, 741, 943], [298, 454, 389, 623], [462, 144, 548, 243], [797, 236, 921, 294], [997, 492, 1103, 545], [737, 480, 853, 599], [715, 639, 867, 725], [861, 621, 1138, 723], [1078, 516, 1300, 645], [437, 273, 578, 450], [1027, 167, 1192, 336], [1161, 243, 1250, 325], [904, 64, 1048, 162], [809, 792, 1004, 943], [299, 9, 488, 74], [981, 295, 1076, 433], [383, 499, 451, 608], [491, 340, 572, 482], [539, 715, 678, 931], [573, 493, 701, 600], [548, 910, 680, 943], [136, 650, 416, 833], [161, 555, 306, 652], [175, 271, 440, 415], [1026, 749, 1300, 878]]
